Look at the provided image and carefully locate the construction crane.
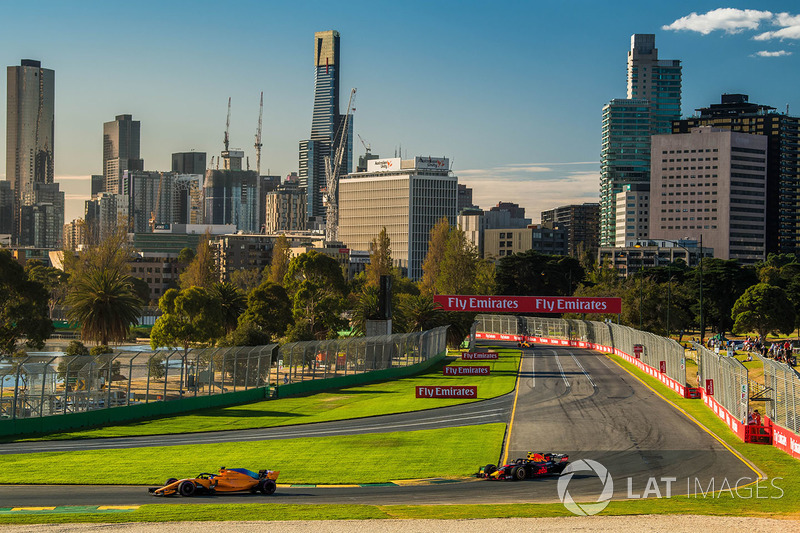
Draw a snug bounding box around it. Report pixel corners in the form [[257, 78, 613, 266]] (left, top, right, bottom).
[[324, 87, 356, 243], [223, 97, 231, 152], [255, 92, 263, 176], [357, 133, 371, 155]]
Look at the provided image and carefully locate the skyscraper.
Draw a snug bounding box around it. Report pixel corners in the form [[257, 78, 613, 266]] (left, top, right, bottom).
[[627, 34, 682, 135], [6, 59, 55, 241], [103, 114, 144, 194], [599, 99, 651, 245], [673, 94, 800, 255], [172, 151, 207, 174], [299, 30, 353, 226], [599, 35, 681, 246]]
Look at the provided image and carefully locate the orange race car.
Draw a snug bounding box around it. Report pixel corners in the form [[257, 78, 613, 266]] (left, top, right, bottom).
[[149, 467, 280, 497]]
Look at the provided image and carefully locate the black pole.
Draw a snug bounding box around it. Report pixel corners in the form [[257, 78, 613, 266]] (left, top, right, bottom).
[[699, 234, 704, 345]]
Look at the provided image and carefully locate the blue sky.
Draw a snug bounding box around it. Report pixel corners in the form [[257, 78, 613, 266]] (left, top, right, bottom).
[[2, 1, 799, 222]]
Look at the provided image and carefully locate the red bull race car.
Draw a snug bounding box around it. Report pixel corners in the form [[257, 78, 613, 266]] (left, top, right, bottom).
[[478, 452, 569, 481], [149, 467, 279, 497]]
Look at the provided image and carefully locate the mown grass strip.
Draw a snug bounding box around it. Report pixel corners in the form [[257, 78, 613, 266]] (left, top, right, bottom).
[[16, 348, 520, 442], [0, 497, 799, 525], [0, 424, 505, 485]]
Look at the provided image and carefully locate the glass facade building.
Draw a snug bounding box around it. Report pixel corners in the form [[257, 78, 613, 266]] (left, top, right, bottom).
[[6, 59, 55, 241], [600, 35, 682, 246], [299, 30, 352, 225], [673, 94, 800, 255]]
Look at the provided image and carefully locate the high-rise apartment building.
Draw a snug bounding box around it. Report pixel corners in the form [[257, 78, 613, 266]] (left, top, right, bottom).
[[614, 184, 649, 247], [7, 59, 55, 241], [204, 169, 260, 233], [265, 181, 306, 233], [0, 181, 14, 236], [541, 203, 600, 256], [87, 192, 128, 243], [673, 94, 800, 255], [649, 127, 767, 263], [63, 219, 87, 251], [339, 157, 457, 280], [600, 35, 681, 246], [122, 171, 174, 233], [171, 152, 207, 174], [103, 114, 144, 194], [91, 174, 104, 197], [599, 99, 651, 245], [299, 30, 353, 226], [627, 34, 682, 135]]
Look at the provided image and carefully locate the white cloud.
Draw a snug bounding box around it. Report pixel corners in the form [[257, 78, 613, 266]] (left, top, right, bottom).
[[662, 8, 774, 35], [752, 50, 793, 57], [754, 24, 800, 40]]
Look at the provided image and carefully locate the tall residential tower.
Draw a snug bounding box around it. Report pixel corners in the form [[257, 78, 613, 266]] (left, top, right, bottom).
[[6, 59, 56, 241], [299, 30, 353, 227], [103, 114, 144, 194], [600, 35, 682, 246]]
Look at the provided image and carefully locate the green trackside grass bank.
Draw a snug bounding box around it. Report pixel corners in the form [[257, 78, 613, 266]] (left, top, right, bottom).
[[0, 424, 506, 485], [17, 347, 521, 442]]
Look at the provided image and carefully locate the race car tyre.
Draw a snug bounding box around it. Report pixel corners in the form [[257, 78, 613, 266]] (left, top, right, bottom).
[[514, 466, 527, 481], [484, 464, 497, 476], [178, 480, 196, 497], [260, 479, 277, 495], [165, 478, 178, 486]]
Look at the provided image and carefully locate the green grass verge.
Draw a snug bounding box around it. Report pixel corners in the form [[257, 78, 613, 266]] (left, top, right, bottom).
[[1, 497, 798, 525], [0, 424, 505, 485], [18, 347, 520, 442]]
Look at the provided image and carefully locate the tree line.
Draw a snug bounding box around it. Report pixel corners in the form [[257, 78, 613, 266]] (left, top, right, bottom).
[[4, 221, 798, 355]]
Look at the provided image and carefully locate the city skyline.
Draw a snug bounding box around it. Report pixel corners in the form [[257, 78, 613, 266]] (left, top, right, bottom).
[[1, 2, 799, 223]]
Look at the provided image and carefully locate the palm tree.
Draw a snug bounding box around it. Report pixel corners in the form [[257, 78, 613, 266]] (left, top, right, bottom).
[[400, 294, 441, 332], [209, 282, 246, 335], [66, 269, 142, 345]]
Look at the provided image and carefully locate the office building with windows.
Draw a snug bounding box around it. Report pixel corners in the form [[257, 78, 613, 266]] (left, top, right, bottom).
[[7, 59, 55, 241], [673, 94, 800, 255], [298, 30, 353, 225], [339, 157, 457, 280], [649, 127, 767, 263], [614, 184, 649, 247], [103, 114, 144, 194], [600, 35, 681, 246], [541, 203, 600, 257]]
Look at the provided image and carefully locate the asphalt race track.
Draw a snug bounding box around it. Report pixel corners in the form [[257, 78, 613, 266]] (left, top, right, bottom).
[[0, 343, 760, 507], [506, 345, 758, 499], [0, 394, 513, 455]]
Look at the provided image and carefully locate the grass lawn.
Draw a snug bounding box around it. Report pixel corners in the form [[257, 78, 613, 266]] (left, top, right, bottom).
[[0, 424, 505, 485], [13, 347, 521, 442]]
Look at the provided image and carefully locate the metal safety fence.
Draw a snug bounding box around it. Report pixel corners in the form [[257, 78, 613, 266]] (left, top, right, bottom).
[[694, 342, 749, 423], [757, 354, 800, 433], [474, 314, 687, 388], [0, 326, 448, 421]]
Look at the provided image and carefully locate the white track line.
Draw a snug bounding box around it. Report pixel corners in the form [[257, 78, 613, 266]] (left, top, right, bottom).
[[569, 351, 597, 388], [553, 350, 571, 388]]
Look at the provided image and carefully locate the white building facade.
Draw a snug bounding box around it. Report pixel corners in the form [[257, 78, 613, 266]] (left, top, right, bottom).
[[339, 157, 457, 280]]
